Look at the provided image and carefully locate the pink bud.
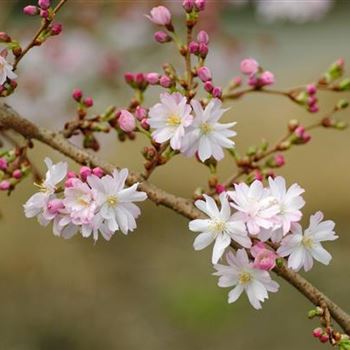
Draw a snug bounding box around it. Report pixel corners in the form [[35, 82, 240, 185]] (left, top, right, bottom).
[[251, 243, 277, 271], [307, 95, 318, 107], [72, 88, 82, 102], [147, 6, 172, 26], [260, 71, 275, 86], [302, 132, 311, 143], [38, 0, 50, 10], [274, 154, 285, 167], [308, 104, 319, 113], [64, 178, 75, 188], [79, 166, 92, 181], [183, 0, 195, 12], [320, 334, 329, 343], [159, 75, 172, 88], [40, 9, 49, 18], [146, 72, 160, 85], [248, 75, 259, 87], [67, 171, 77, 179], [23, 5, 39, 16], [0, 180, 10, 191], [198, 43, 208, 58], [232, 76, 242, 87], [215, 184, 225, 194], [141, 118, 150, 130], [188, 41, 199, 54], [124, 72, 135, 85], [197, 30, 209, 45], [204, 81, 214, 93], [50, 23, 62, 36], [312, 328, 323, 338], [254, 170, 263, 181], [240, 58, 259, 75], [0, 157, 8, 170], [194, 0, 206, 11], [135, 73, 145, 86], [12, 169, 22, 179], [306, 84, 317, 95], [212, 86, 222, 98], [295, 126, 305, 138], [197, 66, 212, 82], [47, 198, 64, 215], [135, 106, 147, 121], [92, 167, 104, 178], [83, 97, 94, 108], [118, 110, 136, 133], [154, 31, 171, 44]]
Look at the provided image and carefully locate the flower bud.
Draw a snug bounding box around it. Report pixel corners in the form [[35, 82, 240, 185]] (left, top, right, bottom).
[[79, 166, 92, 181], [320, 333, 329, 343], [154, 31, 171, 44], [204, 81, 214, 93], [146, 72, 160, 85], [12, 169, 22, 179], [40, 9, 49, 18], [124, 72, 135, 85], [0, 157, 8, 170], [194, 0, 206, 11], [23, 5, 39, 16], [274, 154, 285, 167], [47, 199, 64, 215], [0, 180, 10, 191], [306, 84, 317, 95], [183, 0, 195, 12], [67, 171, 77, 179], [260, 71, 275, 86], [294, 126, 305, 138], [0, 32, 11, 43], [118, 110, 136, 133], [212, 86, 222, 98], [308, 104, 319, 113], [72, 88, 82, 102], [312, 328, 323, 338], [135, 106, 147, 121], [141, 118, 150, 130], [240, 58, 259, 75], [83, 97, 94, 108], [50, 23, 63, 36], [188, 41, 199, 54], [64, 178, 75, 188], [215, 184, 225, 194], [92, 167, 104, 178], [159, 75, 172, 88], [339, 78, 350, 91], [198, 43, 208, 58], [147, 6, 172, 26], [197, 30, 209, 45], [197, 66, 212, 82], [38, 0, 50, 10], [254, 170, 263, 181]]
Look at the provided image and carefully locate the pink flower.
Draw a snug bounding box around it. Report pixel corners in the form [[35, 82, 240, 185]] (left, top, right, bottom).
[[146, 72, 160, 85], [38, 0, 50, 10], [79, 166, 92, 181], [197, 66, 212, 82], [0, 180, 10, 191], [260, 71, 275, 86], [118, 110, 136, 133], [47, 198, 65, 215], [0, 157, 8, 170], [147, 6, 172, 26], [251, 242, 277, 271], [240, 58, 259, 75], [23, 5, 39, 16], [12, 169, 22, 179], [197, 30, 209, 44]]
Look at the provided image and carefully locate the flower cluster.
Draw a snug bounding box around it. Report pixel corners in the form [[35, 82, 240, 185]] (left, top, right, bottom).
[[189, 176, 337, 309], [24, 158, 147, 241], [240, 58, 275, 88], [148, 93, 236, 162]]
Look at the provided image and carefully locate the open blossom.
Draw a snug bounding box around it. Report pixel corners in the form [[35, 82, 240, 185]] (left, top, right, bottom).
[[0, 55, 17, 85], [87, 168, 147, 234], [277, 212, 338, 272], [148, 92, 193, 150], [213, 249, 279, 309], [24, 158, 67, 219], [189, 193, 251, 264], [228, 180, 279, 235], [268, 176, 305, 234], [181, 99, 236, 162]]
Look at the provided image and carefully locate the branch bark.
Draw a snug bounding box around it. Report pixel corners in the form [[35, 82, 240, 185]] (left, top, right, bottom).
[[0, 102, 349, 334]]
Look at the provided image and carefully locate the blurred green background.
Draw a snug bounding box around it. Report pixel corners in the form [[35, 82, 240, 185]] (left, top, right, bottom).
[[1, 1, 350, 349]]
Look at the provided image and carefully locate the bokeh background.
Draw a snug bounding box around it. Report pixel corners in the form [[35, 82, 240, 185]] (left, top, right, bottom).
[[1, 1, 350, 349]]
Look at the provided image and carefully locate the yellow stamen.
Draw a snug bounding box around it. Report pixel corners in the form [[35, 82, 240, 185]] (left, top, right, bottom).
[[200, 122, 212, 135], [166, 114, 181, 126], [107, 195, 118, 207], [239, 272, 252, 284]]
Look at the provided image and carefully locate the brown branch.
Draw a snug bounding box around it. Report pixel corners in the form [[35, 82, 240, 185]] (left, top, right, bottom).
[[0, 102, 349, 334]]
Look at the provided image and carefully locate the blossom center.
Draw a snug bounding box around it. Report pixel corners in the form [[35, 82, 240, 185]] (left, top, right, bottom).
[[166, 114, 181, 126], [200, 122, 212, 135], [107, 195, 118, 207], [239, 271, 252, 285], [78, 197, 90, 207], [302, 236, 314, 248], [210, 219, 226, 234]]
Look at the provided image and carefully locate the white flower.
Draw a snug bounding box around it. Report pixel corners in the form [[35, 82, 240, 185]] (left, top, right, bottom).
[[87, 168, 147, 234], [268, 176, 305, 235], [0, 55, 17, 85], [63, 178, 96, 225], [228, 180, 279, 235], [24, 158, 67, 219], [189, 193, 251, 264], [277, 212, 338, 272], [148, 92, 193, 150], [213, 249, 279, 309], [181, 99, 236, 162]]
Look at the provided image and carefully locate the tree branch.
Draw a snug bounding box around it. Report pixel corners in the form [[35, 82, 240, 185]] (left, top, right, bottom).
[[0, 102, 349, 334]]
